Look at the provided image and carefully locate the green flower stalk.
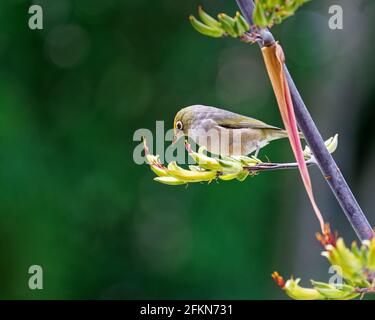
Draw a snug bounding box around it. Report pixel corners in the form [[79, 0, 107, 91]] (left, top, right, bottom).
[[143, 135, 338, 186], [189, 7, 250, 39], [189, 2, 310, 40], [253, 0, 311, 28], [273, 225, 375, 300]]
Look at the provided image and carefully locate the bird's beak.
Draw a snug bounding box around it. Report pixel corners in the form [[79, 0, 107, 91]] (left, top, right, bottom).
[[172, 130, 183, 144]]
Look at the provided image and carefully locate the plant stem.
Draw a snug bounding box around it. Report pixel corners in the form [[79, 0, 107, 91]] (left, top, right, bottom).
[[355, 287, 375, 294], [245, 159, 315, 172], [235, 0, 373, 241]]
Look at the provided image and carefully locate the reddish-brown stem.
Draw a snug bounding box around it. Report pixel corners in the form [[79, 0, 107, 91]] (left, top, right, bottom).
[[235, 0, 373, 241]]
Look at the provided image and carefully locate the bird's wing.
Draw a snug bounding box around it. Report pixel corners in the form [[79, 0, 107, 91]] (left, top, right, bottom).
[[189, 106, 282, 130], [215, 115, 282, 131]]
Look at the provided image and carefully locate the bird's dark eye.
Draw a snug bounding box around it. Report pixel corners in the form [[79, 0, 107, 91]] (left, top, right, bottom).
[[176, 120, 183, 130]]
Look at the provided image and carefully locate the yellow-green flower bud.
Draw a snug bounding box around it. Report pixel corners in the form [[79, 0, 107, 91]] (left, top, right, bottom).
[[167, 161, 217, 182], [198, 6, 221, 28], [189, 15, 224, 38], [154, 176, 187, 185]]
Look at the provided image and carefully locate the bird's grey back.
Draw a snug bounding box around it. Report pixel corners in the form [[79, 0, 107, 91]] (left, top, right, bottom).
[[182, 105, 280, 130]]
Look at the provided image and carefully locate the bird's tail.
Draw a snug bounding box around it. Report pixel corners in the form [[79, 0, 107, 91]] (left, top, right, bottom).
[[267, 129, 304, 141]]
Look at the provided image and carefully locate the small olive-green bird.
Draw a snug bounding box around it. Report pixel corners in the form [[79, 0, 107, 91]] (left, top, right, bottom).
[[173, 105, 297, 156]]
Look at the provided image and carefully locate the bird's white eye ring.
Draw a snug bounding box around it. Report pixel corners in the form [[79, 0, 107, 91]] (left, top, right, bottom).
[[176, 121, 183, 130]]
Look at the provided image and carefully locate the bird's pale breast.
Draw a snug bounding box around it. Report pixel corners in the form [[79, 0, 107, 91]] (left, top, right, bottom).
[[188, 126, 268, 156]]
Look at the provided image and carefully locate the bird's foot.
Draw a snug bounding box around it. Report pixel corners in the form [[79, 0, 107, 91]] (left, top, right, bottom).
[[254, 144, 260, 158]]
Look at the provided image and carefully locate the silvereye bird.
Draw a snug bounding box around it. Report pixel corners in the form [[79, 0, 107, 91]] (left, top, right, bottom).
[[173, 105, 296, 157]]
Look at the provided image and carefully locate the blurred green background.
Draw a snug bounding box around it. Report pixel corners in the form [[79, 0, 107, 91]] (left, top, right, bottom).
[[0, 0, 374, 299]]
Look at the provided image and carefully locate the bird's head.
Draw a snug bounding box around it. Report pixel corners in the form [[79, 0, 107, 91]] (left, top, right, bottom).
[[173, 106, 196, 143]]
